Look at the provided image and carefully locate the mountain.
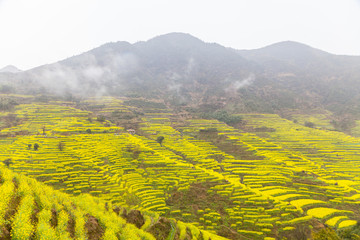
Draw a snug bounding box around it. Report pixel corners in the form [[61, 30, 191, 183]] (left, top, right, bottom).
[[2, 33, 360, 118], [237, 41, 330, 73], [1, 33, 257, 104], [237, 41, 360, 75], [0, 65, 22, 73], [3, 35, 360, 239], [237, 41, 360, 117], [239, 41, 330, 62]]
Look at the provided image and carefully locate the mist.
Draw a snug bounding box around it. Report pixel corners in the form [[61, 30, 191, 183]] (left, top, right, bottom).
[[225, 74, 255, 93], [22, 51, 139, 98]]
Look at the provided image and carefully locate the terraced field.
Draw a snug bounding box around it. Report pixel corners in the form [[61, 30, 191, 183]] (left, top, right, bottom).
[[0, 165, 225, 240], [1, 97, 360, 239]]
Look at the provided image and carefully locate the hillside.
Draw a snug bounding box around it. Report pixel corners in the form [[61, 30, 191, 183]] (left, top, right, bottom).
[[1, 33, 360, 121], [0, 162, 226, 240], [237, 41, 360, 116], [237, 41, 360, 74], [2, 33, 360, 238], [8, 33, 258, 100], [1, 96, 360, 239]]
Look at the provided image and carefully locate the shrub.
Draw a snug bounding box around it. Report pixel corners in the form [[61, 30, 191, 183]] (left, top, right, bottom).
[[34, 143, 39, 151], [202, 110, 242, 125], [312, 228, 340, 240], [305, 121, 315, 128], [97, 115, 106, 122]]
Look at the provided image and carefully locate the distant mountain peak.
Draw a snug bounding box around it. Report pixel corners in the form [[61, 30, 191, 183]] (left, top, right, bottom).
[[0, 65, 22, 73], [149, 32, 203, 42], [268, 40, 311, 47], [144, 32, 205, 49], [261, 40, 329, 54], [237, 40, 331, 67], [249, 40, 329, 55]]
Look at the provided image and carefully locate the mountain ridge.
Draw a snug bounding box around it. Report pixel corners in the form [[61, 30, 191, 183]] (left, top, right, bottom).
[[0, 65, 22, 73], [2, 32, 360, 118]]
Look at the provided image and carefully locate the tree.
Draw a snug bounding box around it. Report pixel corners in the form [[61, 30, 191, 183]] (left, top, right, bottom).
[[305, 121, 315, 128], [3, 158, 13, 167], [202, 110, 242, 125], [97, 115, 106, 122], [0, 85, 14, 94], [58, 141, 65, 151], [34, 143, 39, 151], [0, 98, 18, 111], [156, 136, 165, 146]]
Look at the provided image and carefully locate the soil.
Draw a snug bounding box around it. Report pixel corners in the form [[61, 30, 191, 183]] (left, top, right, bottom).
[[148, 217, 173, 240], [0, 178, 21, 240], [30, 200, 40, 240], [197, 231, 205, 240], [291, 175, 327, 187], [217, 225, 243, 240], [278, 223, 313, 240], [196, 130, 264, 160], [0, 226, 11, 240], [50, 208, 58, 228], [30, 200, 40, 225], [183, 227, 193, 240], [121, 209, 145, 229], [167, 181, 232, 217], [67, 213, 76, 238], [85, 214, 104, 240], [113, 206, 121, 215]]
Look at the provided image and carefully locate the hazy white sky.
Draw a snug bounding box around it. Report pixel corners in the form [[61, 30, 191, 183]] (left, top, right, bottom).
[[0, 0, 359, 70]]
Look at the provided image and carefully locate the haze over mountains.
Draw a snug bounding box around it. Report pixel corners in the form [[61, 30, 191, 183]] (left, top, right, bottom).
[[2, 32, 360, 117], [0, 65, 22, 73]]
